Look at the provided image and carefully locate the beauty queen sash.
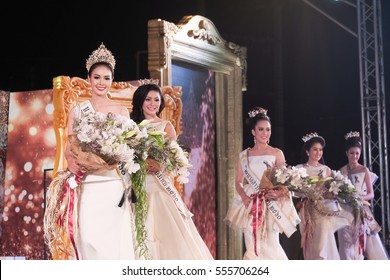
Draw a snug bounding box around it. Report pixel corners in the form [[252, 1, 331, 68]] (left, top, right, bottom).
[[52, 100, 98, 260], [79, 100, 95, 116], [240, 150, 299, 238], [153, 170, 193, 218], [144, 120, 194, 218]]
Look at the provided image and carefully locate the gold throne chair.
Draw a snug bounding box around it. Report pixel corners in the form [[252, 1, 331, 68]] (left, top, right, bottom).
[[52, 75, 183, 178]]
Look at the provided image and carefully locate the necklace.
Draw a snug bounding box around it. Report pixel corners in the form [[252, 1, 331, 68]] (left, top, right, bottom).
[[305, 162, 320, 168]]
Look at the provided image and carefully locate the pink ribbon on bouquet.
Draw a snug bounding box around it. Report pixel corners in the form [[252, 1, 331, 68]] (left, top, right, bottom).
[[250, 189, 266, 256], [58, 170, 85, 260]]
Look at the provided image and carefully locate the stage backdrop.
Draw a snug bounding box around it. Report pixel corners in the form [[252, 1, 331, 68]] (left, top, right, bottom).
[[173, 61, 216, 258], [0, 89, 55, 260], [0, 91, 10, 246], [0, 85, 216, 259]]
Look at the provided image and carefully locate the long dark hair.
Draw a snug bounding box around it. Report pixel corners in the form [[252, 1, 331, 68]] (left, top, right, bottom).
[[130, 84, 165, 123], [345, 136, 362, 152]]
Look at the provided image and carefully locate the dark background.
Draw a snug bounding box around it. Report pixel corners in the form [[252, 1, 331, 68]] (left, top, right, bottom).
[[1, 0, 389, 170]]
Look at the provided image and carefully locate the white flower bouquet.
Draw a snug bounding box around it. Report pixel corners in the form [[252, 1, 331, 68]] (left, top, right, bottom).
[[129, 120, 192, 259], [73, 113, 156, 259], [72, 111, 143, 174], [268, 165, 323, 200], [144, 125, 192, 184], [323, 170, 368, 219]]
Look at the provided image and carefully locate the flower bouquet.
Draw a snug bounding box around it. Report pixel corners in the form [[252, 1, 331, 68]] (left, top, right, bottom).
[[129, 120, 192, 259], [147, 133, 192, 184], [72, 111, 142, 174], [131, 120, 192, 183], [323, 170, 368, 221], [73, 111, 157, 258], [266, 165, 323, 200]]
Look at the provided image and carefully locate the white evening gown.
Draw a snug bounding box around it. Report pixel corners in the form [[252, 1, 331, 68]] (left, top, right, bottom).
[[225, 155, 300, 260], [77, 169, 136, 260], [140, 121, 213, 260], [338, 169, 389, 260], [296, 164, 353, 260]]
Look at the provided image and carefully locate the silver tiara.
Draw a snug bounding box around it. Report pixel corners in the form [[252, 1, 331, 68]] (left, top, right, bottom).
[[302, 132, 321, 142], [345, 131, 360, 140], [138, 78, 160, 86], [248, 107, 268, 118]]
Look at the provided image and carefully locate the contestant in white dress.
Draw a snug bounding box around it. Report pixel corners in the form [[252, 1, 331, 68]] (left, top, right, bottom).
[[338, 131, 389, 260], [224, 107, 300, 260], [130, 83, 213, 260], [296, 132, 353, 260], [44, 43, 136, 260]]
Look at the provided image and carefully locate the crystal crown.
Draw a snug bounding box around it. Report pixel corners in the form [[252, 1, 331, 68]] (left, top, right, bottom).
[[86, 43, 116, 72], [345, 131, 360, 140], [248, 107, 268, 118], [302, 132, 320, 142]]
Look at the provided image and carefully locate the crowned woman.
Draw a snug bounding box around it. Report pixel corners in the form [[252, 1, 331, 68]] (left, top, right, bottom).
[[338, 131, 389, 260], [296, 132, 353, 260], [224, 107, 300, 260], [44, 43, 137, 260]]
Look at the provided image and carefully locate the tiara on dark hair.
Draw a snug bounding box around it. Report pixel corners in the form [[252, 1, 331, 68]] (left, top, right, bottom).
[[302, 132, 326, 148], [138, 78, 159, 86], [345, 131, 360, 140], [248, 107, 268, 118], [302, 132, 320, 142]]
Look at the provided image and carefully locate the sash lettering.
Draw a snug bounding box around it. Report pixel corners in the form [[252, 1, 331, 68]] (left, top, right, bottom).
[[153, 170, 193, 218]]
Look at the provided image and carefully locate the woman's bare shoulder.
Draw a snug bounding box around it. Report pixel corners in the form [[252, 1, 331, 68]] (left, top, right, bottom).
[[269, 146, 284, 156], [164, 120, 177, 140]]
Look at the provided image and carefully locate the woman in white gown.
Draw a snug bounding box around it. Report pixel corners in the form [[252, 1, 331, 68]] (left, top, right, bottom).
[[338, 131, 389, 260], [296, 132, 353, 260], [44, 43, 136, 260], [130, 82, 213, 260], [224, 107, 300, 260]]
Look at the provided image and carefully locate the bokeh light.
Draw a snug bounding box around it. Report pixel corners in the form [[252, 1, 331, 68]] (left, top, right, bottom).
[[1, 90, 54, 259]]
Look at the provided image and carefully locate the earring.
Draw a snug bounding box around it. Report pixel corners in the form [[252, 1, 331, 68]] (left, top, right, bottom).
[[253, 137, 256, 144]]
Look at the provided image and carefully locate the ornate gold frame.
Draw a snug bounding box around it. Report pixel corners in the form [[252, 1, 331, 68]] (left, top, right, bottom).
[[148, 15, 247, 259]]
